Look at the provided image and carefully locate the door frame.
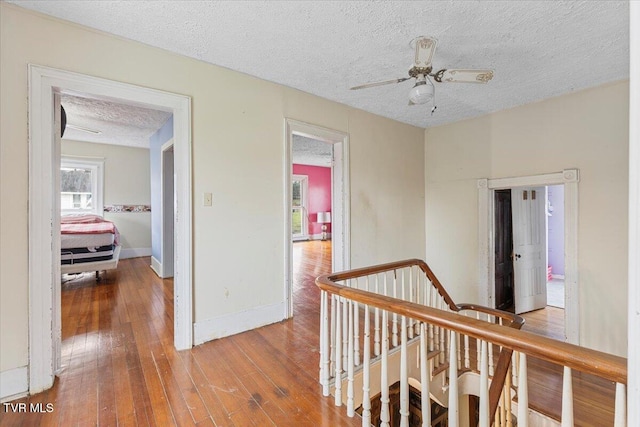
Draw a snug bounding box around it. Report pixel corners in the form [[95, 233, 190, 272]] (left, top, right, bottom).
[[160, 140, 175, 278], [284, 119, 350, 318], [478, 169, 579, 343], [28, 65, 193, 394]]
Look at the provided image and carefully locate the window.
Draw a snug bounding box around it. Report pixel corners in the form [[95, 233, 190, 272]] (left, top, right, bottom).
[[60, 157, 104, 215], [292, 175, 308, 239]]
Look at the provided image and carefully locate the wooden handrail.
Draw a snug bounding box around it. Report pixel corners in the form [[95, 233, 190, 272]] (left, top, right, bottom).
[[316, 271, 627, 385], [326, 258, 459, 310]]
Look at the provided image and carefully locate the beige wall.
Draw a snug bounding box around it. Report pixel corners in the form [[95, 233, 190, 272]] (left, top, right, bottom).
[[0, 4, 425, 374], [61, 140, 151, 251], [425, 81, 629, 356]]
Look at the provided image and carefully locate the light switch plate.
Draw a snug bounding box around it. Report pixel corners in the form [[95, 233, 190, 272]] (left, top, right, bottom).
[[203, 192, 212, 207]]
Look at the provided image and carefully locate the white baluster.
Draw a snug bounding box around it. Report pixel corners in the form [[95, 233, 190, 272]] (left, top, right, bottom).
[[479, 340, 489, 427], [438, 300, 445, 365], [330, 292, 336, 375], [511, 351, 518, 387], [392, 271, 399, 347], [380, 310, 390, 427], [354, 298, 360, 366], [488, 316, 494, 377], [448, 330, 459, 427], [614, 382, 626, 427], [334, 296, 342, 406], [476, 312, 481, 372], [420, 323, 431, 427], [347, 301, 355, 416], [407, 269, 414, 339], [457, 332, 462, 370], [342, 294, 348, 368], [517, 353, 528, 427], [561, 366, 574, 427], [399, 315, 409, 427], [362, 302, 371, 427], [464, 334, 470, 369], [320, 291, 330, 396], [374, 275, 381, 356]]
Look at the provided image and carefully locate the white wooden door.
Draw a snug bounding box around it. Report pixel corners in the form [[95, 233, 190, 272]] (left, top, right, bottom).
[[512, 187, 547, 314]]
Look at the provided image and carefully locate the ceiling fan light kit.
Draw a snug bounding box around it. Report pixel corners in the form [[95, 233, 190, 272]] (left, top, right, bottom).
[[350, 36, 494, 117], [408, 75, 435, 105]]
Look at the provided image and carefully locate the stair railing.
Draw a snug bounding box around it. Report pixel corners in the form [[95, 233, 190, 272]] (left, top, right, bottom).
[[316, 259, 628, 427]]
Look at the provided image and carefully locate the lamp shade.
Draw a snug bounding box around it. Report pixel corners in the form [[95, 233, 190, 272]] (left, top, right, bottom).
[[317, 212, 331, 224]]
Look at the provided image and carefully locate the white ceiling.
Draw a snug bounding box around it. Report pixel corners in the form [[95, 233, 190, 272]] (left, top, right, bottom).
[[292, 135, 333, 167], [13, 1, 629, 130], [61, 94, 172, 148]]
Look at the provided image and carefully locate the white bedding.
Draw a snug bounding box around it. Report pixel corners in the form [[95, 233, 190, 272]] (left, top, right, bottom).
[[61, 232, 115, 249]]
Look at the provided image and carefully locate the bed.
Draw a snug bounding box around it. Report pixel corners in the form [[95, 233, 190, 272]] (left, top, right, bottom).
[[60, 214, 121, 279]]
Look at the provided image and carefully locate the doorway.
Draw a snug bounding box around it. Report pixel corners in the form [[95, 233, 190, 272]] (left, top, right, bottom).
[[478, 169, 579, 344], [28, 66, 192, 393], [494, 186, 564, 318], [284, 119, 350, 318]]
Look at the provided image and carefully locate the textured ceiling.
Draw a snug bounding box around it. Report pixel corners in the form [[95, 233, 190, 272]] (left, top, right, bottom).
[[292, 135, 333, 167], [61, 94, 172, 148], [13, 1, 629, 129]]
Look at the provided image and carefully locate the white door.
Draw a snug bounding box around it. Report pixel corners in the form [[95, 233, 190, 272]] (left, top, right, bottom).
[[512, 187, 547, 314]]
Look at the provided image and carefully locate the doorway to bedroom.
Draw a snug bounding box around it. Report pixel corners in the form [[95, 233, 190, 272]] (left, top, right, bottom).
[[285, 119, 350, 318], [28, 66, 192, 393]]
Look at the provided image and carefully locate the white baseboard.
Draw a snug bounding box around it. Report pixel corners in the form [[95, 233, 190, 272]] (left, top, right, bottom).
[[120, 247, 151, 259], [551, 274, 565, 280], [150, 256, 163, 277], [194, 302, 285, 345], [0, 366, 28, 402]]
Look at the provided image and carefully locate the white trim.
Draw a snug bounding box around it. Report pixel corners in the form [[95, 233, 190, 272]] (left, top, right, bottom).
[[478, 169, 579, 344], [284, 119, 350, 319], [193, 302, 285, 345], [119, 247, 152, 259], [0, 367, 28, 402], [150, 256, 163, 277], [160, 140, 175, 279], [628, 2, 640, 424], [550, 274, 565, 280], [28, 65, 193, 395]]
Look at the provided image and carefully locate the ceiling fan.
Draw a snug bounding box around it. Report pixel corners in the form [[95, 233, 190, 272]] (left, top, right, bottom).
[[350, 36, 494, 114]]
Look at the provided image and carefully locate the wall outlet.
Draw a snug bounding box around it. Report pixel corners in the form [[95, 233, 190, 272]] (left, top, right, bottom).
[[203, 192, 212, 207]]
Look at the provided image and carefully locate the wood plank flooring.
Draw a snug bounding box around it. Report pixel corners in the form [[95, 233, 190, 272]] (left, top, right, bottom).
[[0, 244, 359, 427], [0, 242, 615, 426]]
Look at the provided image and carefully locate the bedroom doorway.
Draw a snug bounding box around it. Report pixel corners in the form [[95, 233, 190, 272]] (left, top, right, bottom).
[[284, 119, 350, 318], [28, 66, 192, 394]]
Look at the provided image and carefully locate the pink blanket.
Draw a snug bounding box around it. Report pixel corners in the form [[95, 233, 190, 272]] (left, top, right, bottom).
[[61, 215, 120, 245]]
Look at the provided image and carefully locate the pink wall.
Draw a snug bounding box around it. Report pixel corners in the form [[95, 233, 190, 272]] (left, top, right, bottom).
[[293, 164, 332, 236]]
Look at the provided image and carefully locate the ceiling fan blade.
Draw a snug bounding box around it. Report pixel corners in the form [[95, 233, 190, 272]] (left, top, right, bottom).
[[436, 69, 494, 83], [350, 77, 411, 90], [413, 36, 437, 69], [65, 123, 102, 134]]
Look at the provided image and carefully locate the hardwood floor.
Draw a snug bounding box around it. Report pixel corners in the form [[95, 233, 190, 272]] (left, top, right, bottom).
[[0, 246, 359, 427], [0, 243, 615, 426]]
